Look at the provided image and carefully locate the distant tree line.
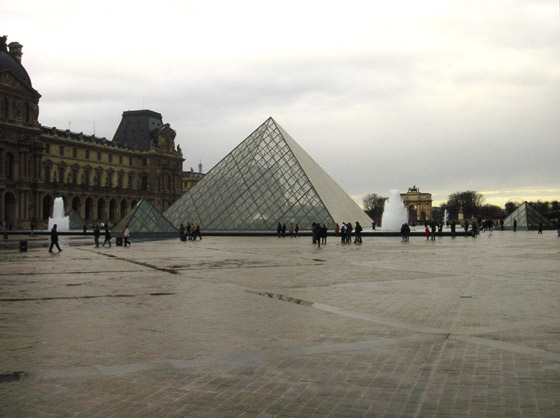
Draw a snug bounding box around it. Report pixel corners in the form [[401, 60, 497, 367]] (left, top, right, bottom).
[[363, 190, 559, 221]]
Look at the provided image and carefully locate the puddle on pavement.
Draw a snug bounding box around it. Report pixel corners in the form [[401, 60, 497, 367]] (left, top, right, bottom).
[[0, 371, 28, 384]]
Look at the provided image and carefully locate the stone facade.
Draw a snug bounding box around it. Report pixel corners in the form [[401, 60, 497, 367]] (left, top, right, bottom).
[[0, 36, 184, 229], [401, 186, 432, 222]]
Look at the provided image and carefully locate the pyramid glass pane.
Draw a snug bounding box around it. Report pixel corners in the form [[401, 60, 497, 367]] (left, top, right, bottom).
[[164, 117, 372, 231], [113, 199, 177, 234]]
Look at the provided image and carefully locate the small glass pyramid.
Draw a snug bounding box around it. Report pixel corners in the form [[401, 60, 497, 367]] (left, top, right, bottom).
[[113, 199, 178, 234], [164, 117, 372, 231]]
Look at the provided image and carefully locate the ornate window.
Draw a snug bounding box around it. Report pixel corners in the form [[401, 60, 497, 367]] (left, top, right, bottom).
[[0, 97, 8, 119], [23, 102, 30, 122], [5, 153, 15, 179]]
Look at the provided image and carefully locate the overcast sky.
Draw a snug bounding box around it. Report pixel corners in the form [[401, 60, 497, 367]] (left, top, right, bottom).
[[4, 0, 559, 206]]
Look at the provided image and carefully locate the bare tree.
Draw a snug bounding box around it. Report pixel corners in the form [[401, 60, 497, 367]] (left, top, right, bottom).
[[362, 193, 387, 221]]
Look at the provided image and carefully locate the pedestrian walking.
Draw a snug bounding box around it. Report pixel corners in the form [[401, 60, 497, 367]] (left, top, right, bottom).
[[48, 224, 62, 252], [321, 224, 328, 244], [425, 225, 430, 241], [102, 225, 112, 247], [93, 224, 101, 247], [295, 224, 299, 237], [289, 223, 294, 238], [538, 222, 543, 234], [193, 224, 202, 240], [354, 221, 362, 243], [312, 223, 321, 248], [123, 225, 131, 246]]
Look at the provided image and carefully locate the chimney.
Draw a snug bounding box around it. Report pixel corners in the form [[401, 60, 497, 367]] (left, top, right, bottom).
[[8, 41, 23, 63]]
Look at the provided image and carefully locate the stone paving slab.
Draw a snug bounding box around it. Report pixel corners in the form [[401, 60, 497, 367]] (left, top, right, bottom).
[[1, 231, 559, 417]]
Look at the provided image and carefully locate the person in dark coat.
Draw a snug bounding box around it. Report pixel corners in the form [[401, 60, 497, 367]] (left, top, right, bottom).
[[321, 224, 327, 244], [93, 224, 101, 247], [346, 222, 353, 243], [102, 225, 112, 247], [354, 222, 362, 243], [312, 223, 321, 247], [281, 223, 286, 238], [277, 222, 282, 238], [404, 223, 410, 241], [193, 224, 202, 240], [49, 224, 62, 252]]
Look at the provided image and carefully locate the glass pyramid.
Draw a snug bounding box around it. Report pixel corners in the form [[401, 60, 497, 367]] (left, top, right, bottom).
[[112, 199, 178, 234], [164, 117, 372, 231], [503, 202, 553, 230]]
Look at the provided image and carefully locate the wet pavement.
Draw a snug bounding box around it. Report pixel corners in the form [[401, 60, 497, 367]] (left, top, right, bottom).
[[1, 231, 559, 417]]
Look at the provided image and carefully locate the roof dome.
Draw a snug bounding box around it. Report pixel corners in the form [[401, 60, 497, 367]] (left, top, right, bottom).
[[0, 36, 32, 87]]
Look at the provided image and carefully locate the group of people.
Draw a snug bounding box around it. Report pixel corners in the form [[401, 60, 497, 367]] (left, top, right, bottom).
[[92, 223, 130, 247], [334, 221, 363, 244], [277, 222, 300, 238], [49, 223, 130, 252], [311, 222, 327, 247], [400, 223, 411, 241], [179, 223, 202, 241]]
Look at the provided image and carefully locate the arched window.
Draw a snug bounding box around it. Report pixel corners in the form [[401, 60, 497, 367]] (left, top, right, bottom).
[[22, 102, 30, 122], [5, 153, 14, 179], [0, 97, 8, 119]]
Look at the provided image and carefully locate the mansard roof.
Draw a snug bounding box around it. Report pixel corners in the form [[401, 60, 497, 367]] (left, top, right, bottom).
[[112, 110, 165, 150]]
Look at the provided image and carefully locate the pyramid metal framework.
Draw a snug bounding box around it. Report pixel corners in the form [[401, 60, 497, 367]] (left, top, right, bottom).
[[113, 199, 178, 234], [164, 117, 372, 231], [503, 202, 554, 230]]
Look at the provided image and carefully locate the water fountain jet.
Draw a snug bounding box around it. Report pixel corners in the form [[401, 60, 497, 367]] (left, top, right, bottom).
[[381, 190, 408, 231], [48, 197, 69, 232]]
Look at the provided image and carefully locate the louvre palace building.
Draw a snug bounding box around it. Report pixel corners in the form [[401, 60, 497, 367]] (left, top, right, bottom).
[[0, 36, 186, 229]]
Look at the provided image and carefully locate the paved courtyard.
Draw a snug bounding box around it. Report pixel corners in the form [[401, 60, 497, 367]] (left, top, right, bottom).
[[1, 231, 559, 417]]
